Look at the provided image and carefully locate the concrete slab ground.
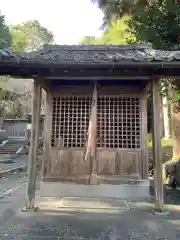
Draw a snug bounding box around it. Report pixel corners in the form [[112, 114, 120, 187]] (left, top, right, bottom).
[[0, 184, 180, 239]]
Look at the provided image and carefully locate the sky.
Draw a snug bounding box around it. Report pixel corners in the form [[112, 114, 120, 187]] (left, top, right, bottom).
[[1, 0, 104, 44]]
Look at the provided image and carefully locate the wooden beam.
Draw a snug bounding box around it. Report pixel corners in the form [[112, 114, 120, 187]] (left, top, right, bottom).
[[44, 76, 151, 80], [24, 79, 42, 211], [151, 77, 164, 212]]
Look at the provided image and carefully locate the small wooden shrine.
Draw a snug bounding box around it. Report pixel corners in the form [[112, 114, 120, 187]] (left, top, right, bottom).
[[0, 44, 179, 212]]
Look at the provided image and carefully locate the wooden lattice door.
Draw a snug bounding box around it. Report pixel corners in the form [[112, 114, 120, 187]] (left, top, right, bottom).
[[49, 87, 141, 184], [96, 94, 141, 182], [50, 94, 93, 183]]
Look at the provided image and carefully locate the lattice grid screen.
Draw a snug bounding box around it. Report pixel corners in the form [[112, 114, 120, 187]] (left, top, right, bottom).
[[51, 95, 141, 149], [51, 96, 92, 147], [97, 96, 140, 149]]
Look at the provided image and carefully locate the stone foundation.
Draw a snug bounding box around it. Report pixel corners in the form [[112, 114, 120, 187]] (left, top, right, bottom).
[[40, 181, 150, 200]]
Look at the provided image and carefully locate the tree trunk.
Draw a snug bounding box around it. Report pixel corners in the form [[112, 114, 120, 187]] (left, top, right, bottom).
[[162, 96, 170, 140]]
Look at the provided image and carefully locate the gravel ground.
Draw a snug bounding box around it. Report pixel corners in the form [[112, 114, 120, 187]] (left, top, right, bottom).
[[0, 165, 180, 239], [0, 189, 180, 240], [0, 182, 179, 239]]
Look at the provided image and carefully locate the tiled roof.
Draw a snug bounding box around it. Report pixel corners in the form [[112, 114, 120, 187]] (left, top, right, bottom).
[[1, 44, 180, 66]]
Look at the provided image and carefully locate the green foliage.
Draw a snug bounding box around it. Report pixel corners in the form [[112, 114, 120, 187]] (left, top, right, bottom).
[[101, 16, 132, 44], [10, 20, 54, 51], [0, 12, 12, 49], [126, 1, 180, 104], [91, 0, 128, 26], [93, 0, 180, 103], [148, 134, 173, 148], [80, 36, 97, 44], [128, 0, 180, 50], [91, 0, 150, 26], [92, 0, 180, 50], [0, 76, 24, 118], [0, 90, 22, 118], [1, 97, 23, 118], [6, 21, 54, 117], [175, 90, 180, 101], [81, 16, 136, 45], [10, 26, 27, 51], [0, 16, 53, 118]]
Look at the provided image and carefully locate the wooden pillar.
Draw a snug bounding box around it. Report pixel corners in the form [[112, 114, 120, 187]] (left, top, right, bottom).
[[141, 90, 148, 179], [24, 79, 42, 211], [90, 83, 97, 184], [151, 78, 164, 212], [42, 88, 52, 178]]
